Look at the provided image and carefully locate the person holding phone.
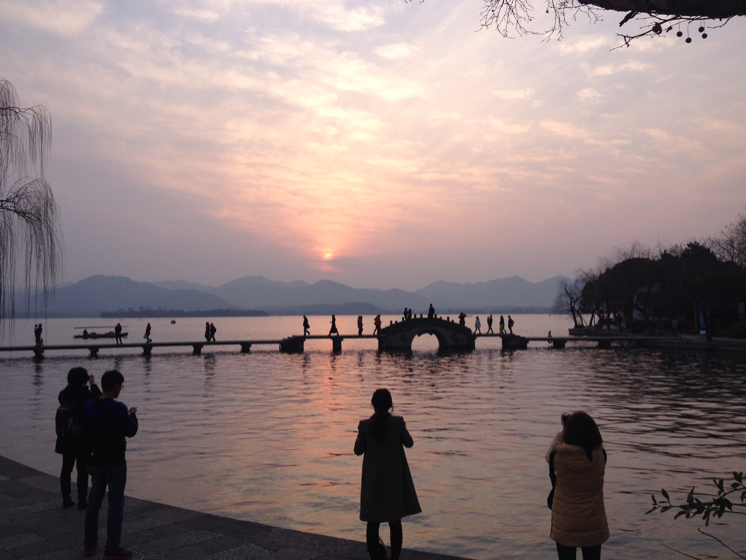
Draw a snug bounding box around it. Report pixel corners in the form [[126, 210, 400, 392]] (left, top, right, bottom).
[[546, 411, 609, 560], [82, 370, 139, 560]]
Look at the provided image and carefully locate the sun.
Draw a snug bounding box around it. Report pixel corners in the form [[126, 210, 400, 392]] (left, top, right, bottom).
[[322, 250, 334, 261]]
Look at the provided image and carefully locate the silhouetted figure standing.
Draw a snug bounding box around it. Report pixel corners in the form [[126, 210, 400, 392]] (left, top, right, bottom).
[[358, 316, 364, 336], [373, 315, 382, 336], [487, 315, 494, 334], [499, 315, 505, 334], [210, 323, 217, 342], [83, 370, 138, 560], [458, 312, 466, 327], [303, 315, 310, 336], [546, 411, 608, 560], [57, 367, 101, 509], [205, 322, 211, 342], [114, 323, 123, 346], [144, 323, 151, 344], [508, 315, 514, 335], [402, 308, 408, 321], [329, 314, 339, 336], [34, 323, 43, 346], [355, 389, 421, 560], [428, 304, 435, 319], [474, 316, 481, 334]]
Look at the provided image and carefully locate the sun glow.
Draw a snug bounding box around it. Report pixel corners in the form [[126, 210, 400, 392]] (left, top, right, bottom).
[[322, 250, 334, 260]]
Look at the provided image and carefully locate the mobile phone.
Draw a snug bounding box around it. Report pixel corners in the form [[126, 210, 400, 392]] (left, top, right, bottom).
[[561, 412, 571, 426]]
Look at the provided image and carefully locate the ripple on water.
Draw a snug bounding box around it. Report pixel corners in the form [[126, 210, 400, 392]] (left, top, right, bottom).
[[1, 318, 746, 559]]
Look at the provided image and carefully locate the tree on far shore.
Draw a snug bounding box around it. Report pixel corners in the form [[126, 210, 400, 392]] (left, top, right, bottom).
[[0, 78, 62, 329]]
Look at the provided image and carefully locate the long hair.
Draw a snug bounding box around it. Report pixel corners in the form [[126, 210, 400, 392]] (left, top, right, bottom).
[[371, 388, 393, 446], [563, 411, 603, 461]]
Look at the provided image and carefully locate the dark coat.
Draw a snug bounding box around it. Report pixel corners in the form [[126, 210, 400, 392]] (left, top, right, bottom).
[[56, 383, 102, 453], [546, 432, 609, 547], [354, 415, 421, 523]]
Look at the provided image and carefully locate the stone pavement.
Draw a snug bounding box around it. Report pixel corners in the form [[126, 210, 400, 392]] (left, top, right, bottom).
[[0, 455, 470, 560]]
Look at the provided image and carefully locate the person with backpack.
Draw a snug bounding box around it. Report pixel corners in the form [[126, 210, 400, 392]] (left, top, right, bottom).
[[83, 369, 139, 560], [56, 367, 101, 509]]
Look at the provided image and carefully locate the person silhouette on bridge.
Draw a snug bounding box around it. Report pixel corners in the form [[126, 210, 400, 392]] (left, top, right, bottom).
[[373, 315, 382, 336], [487, 315, 494, 334], [458, 312, 466, 327], [144, 323, 151, 344], [210, 323, 217, 342], [358, 316, 364, 336], [428, 304, 435, 319], [508, 315, 514, 335], [303, 316, 310, 336], [474, 316, 481, 334], [204, 322, 211, 342], [114, 323, 123, 346], [499, 315, 505, 334], [34, 323, 43, 346], [329, 315, 339, 336]]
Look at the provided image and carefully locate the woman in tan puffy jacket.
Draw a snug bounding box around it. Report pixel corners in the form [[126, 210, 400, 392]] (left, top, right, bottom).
[[546, 411, 609, 560]]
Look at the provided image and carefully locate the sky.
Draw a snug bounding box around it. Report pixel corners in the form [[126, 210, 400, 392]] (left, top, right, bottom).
[[1, 0, 745, 291]]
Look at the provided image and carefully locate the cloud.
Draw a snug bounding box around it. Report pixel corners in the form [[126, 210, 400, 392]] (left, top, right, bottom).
[[0, 0, 103, 35], [493, 88, 534, 100], [375, 42, 417, 60], [592, 60, 649, 76], [576, 88, 601, 101], [175, 8, 222, 22], [559, 35, 612, 54]]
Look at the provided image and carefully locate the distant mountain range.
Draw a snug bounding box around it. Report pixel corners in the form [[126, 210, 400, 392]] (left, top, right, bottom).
[[20, 274, 569, 318]]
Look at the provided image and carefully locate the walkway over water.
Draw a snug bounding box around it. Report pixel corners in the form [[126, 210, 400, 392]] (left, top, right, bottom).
[[0, 454, 469, 560], [1, 323, 744, 358]]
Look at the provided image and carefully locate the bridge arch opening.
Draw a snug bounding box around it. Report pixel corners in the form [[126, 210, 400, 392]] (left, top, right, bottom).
[[411, 332, 441, 352]]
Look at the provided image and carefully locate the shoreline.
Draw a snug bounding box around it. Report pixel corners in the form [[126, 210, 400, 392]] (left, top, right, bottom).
[[0, 454, 473, 560]]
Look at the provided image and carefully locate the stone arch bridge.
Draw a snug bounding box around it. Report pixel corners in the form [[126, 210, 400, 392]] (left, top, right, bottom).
[[377, 316, 475, 352]]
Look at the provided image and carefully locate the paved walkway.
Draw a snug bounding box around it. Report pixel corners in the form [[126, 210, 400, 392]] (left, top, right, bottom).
[[0, 455, 470, 560]]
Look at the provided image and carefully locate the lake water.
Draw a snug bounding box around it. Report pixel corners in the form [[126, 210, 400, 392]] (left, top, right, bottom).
[[1, 315, 745, 559]]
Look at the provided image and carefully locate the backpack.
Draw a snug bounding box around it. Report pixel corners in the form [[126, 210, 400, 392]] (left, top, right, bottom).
[[55, 399, 81, 440]]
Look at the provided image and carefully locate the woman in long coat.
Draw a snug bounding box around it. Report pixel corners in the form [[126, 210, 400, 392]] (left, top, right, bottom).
[[546, 411, 609, 560], [355, 389, 421, 560]]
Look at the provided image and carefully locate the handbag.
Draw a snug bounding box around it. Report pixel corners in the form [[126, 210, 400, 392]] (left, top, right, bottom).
[[547, 450, 557, 509]]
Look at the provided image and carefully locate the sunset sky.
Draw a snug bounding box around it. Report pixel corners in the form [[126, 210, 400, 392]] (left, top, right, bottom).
[[2, 0, 745, 290]]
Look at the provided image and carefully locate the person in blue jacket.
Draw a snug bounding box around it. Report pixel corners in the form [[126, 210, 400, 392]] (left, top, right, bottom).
[[82, 370, 138, 560]]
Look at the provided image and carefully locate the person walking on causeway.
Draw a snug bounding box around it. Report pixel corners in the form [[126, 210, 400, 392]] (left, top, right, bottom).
[[508, 315, 515, 335], [474, 316, 481, 334], [329, 314, 339, 336], [487, 315, 494, 334], [546, 411, 608, 560], [303, 315, 310, 336], [144, 323, 151, 344], [355, 389, 421, 560], [499, 315, 505, 334], [56, 367, 101, 509], [373, 315, 382, 336]]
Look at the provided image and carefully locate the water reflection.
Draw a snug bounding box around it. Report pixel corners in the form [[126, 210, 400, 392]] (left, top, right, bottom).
[[0, 347, 745, 559]]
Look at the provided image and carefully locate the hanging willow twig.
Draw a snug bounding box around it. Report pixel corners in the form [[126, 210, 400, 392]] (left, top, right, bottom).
[[0, 78, 62, 330]]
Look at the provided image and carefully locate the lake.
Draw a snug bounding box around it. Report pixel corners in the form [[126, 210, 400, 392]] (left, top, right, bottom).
[[1, 315, 745, 559]]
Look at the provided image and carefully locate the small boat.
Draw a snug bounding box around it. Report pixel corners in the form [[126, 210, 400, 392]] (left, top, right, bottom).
[[74, 331, 129, 340]]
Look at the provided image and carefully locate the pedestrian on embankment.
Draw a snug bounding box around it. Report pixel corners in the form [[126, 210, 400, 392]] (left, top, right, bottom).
[[355, 388, 421, 560], [56, 367, 101, 509], [83, 370, 139, 560], [546, 411, 608, 560]]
